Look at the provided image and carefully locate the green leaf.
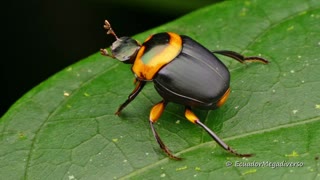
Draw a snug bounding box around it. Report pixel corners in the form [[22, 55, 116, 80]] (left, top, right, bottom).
[[1, 0, 320, 179]]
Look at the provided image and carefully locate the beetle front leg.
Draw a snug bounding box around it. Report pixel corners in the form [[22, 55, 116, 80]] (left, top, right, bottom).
[[115, 79, 146, 115], [149, 100, 181, 160], [184, 107, 252, 157], [212, 50, 269, 64]]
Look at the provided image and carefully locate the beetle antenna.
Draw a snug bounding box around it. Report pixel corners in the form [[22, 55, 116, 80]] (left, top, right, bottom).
[[104, 20, 119, 40]]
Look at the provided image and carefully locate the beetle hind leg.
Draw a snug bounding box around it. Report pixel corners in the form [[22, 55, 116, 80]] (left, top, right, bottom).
[[184, 107, 252, 157], [149, 100, 182, 160], [212, 50, 269, 64]]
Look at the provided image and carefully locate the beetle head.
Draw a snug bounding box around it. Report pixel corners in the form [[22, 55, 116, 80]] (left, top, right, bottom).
[[101, 20, 140, 64], [110, 37, 140, 64]]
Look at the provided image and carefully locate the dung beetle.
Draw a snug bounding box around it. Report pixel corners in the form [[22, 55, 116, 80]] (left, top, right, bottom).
[[100, 20, 268, 160]]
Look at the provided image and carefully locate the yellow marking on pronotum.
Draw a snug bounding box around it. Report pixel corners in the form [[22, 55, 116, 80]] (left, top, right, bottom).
[[132, 32, 182, 80]]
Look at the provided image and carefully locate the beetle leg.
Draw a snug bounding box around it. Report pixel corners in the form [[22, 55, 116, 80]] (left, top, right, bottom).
[[115, 79, 146, 115], [184, 107, 253, 157], [212, 50, 269, 64], [149, 100, 182, 160]]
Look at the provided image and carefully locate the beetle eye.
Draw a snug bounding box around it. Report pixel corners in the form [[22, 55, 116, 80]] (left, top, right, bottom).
[[111, 37, 141, 64]]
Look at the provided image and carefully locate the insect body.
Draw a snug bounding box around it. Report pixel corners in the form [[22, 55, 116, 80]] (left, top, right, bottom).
[[101, 20, 268, 160]]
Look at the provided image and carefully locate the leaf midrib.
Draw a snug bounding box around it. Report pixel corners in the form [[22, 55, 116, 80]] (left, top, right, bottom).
[[119, 114, 320, 179]]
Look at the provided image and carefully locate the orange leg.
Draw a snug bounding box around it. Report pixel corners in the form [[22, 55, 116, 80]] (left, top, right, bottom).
[[149, 100, 181, 160], [184, 107, 252, 157]]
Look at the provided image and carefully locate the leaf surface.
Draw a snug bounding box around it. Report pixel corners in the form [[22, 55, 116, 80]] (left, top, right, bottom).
[[1, 0, 320, 179]]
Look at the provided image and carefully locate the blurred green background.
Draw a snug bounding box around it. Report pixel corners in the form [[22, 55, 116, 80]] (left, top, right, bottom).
[[2, 0, 221, 116]]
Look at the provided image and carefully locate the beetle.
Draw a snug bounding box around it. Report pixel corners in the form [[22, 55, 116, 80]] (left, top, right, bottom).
[[100, 20, 268, 160]]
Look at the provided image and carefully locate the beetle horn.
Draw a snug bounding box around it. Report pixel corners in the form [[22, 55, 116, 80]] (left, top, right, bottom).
[[103, 20, 119, 40]]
